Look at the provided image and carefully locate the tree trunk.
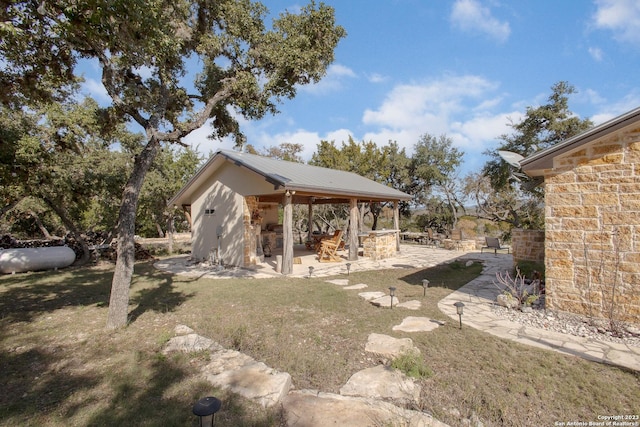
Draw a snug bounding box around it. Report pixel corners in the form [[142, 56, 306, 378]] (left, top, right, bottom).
[[155, 222, 165, 238], [42, 196, 90, 266], [106, 137, 161, 330], [28, 210, 53, 239], [167, 214, 174, 255]]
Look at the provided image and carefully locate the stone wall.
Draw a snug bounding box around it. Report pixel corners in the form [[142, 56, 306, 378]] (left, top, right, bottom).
[[242, 196, 259, 266], [362, 231, 398, 260], [544, 127, 640, 324], [512, 229, 545, 264]]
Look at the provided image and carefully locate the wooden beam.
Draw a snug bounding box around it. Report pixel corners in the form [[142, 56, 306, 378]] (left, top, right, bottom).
[[282, 191, 294, 275], [349, 198, 359, 261]]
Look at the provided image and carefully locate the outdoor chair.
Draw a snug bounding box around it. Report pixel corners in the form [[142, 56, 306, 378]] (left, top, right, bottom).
[[318, 230, 343, 262], [426, 228, 441, 247], [481, 237, 510, 255]]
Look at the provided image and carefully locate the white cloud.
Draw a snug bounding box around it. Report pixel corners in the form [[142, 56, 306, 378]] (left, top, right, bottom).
[[450, 0, 511, 43], [592, 0, 640, 44], [362, 75, 498, 130], [367, 73, 389, 83], [588, 46, 604, 61], [590, 90, 640, 124], [81, 78, 110, 103], [359, 74, 511, 164], [298, 63, 357, 95]]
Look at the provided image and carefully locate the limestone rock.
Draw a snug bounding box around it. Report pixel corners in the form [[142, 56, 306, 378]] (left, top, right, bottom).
[[174, 324, 194, 335], [340, 365, 421, 405], [371, 295, 397, 308], [282, 390, 449, 427], [326, 279, 350, 286], [393, 317, 442, 332], [344, 283, 368, 290], [365, 333, 418, 358], [358, 291, 386, 301], [202, 349, 292, 408], [162, 333, 222, 354], [496, 293, 519, 309]]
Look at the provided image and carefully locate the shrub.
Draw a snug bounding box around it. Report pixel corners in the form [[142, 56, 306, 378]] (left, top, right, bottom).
[[391, 351, 433, 379]]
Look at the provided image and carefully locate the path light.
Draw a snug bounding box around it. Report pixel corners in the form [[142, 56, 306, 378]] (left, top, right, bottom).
[[193, 396, 221, 427], [389, 286, 396, 309], [454, 301, 465, 329], [308, 266, 314, 278], [346, 262, 351, 276], [422, 279, 430, 297]]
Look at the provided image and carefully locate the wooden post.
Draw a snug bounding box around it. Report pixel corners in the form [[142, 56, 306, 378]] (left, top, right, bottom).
[[393, 200, 400, 252], [282, 191, 294, 275], [307, 198, 314, 244], [349, 198, 359, 261]]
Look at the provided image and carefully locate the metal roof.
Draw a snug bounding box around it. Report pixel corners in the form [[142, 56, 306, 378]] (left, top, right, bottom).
[[169, 149, 412, 206], [521, 105, 640, 176]]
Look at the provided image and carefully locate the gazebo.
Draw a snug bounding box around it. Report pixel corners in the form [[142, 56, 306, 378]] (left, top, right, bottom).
[[168, 149, 412, 274]]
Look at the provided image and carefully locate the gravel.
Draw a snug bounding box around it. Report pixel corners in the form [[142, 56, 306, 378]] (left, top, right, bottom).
[[491, 297, 640, 348]]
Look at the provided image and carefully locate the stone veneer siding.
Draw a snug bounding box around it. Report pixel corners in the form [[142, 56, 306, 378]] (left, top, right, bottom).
[[511, 229, 545, 264], [243, 196, 259, 266], [362, 232, 398, 260], [544, 127, 640, 324]]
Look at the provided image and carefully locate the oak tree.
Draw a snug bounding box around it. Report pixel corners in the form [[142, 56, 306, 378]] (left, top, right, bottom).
[[1, 0, 345, 329]]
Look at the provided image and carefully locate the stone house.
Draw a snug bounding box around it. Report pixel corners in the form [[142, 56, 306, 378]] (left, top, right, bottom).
[[521, 106, 640, 324], [168, 149, 412, 275]]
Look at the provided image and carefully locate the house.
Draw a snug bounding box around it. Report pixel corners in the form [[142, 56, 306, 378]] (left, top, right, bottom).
[[521, 106, 640, 325], [168, 149, 412, 275]]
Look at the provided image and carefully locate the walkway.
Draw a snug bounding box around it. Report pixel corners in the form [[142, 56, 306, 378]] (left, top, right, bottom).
[[155, 245, 639, 371], [438, 254, 640, 372]]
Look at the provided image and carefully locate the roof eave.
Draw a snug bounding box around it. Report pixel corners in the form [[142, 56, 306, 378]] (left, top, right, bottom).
[[521, 106, 640, 174]]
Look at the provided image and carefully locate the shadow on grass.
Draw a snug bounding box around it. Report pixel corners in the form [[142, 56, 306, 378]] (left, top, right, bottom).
[[0, 343, 283, 426], [0, 347, 100, 423], [0, 267, 114, 324], [400, 257, 485, 291], [0, 262, 194, 329], [127, 264, 194, 324]]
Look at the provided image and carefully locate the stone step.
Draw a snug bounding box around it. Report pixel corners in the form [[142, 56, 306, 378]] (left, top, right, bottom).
[[393, 316, 444, 332], [340, 365, 421, 405], [282, 390, 449, 427], [163, 329, 291, 408], [365, 333, 419, 358]]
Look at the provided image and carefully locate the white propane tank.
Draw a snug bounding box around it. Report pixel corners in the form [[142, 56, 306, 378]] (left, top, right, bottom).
[[0, 246, 76, 274]]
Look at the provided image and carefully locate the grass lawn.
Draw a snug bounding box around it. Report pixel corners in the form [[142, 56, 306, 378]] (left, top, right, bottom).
[[0, 258, 638, 426]]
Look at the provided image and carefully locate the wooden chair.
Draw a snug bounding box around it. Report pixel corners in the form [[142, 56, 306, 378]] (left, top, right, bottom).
[[318, 230, 343, 262], [481, 237, 510, 255], [426, 228, 441, 247]]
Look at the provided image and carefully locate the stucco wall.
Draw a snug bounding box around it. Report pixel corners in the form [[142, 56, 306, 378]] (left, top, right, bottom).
[[544, 126, 640, 324], [190, 163, 247, 265]]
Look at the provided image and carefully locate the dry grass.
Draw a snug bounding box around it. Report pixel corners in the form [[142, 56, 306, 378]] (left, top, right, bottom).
[[0, 257, 638, 426]]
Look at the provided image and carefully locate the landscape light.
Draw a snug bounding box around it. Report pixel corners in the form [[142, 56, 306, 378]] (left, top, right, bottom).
[[389, 286, 396, 309], [454, 301, 465, 329], [422, 279, 429, 297], [346, 263, 351, 276], [308, 266, 314, 278], [193, 396, 221, 427]]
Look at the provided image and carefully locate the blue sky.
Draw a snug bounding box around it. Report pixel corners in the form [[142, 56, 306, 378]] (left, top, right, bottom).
[[81, 0, 640, 176]]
